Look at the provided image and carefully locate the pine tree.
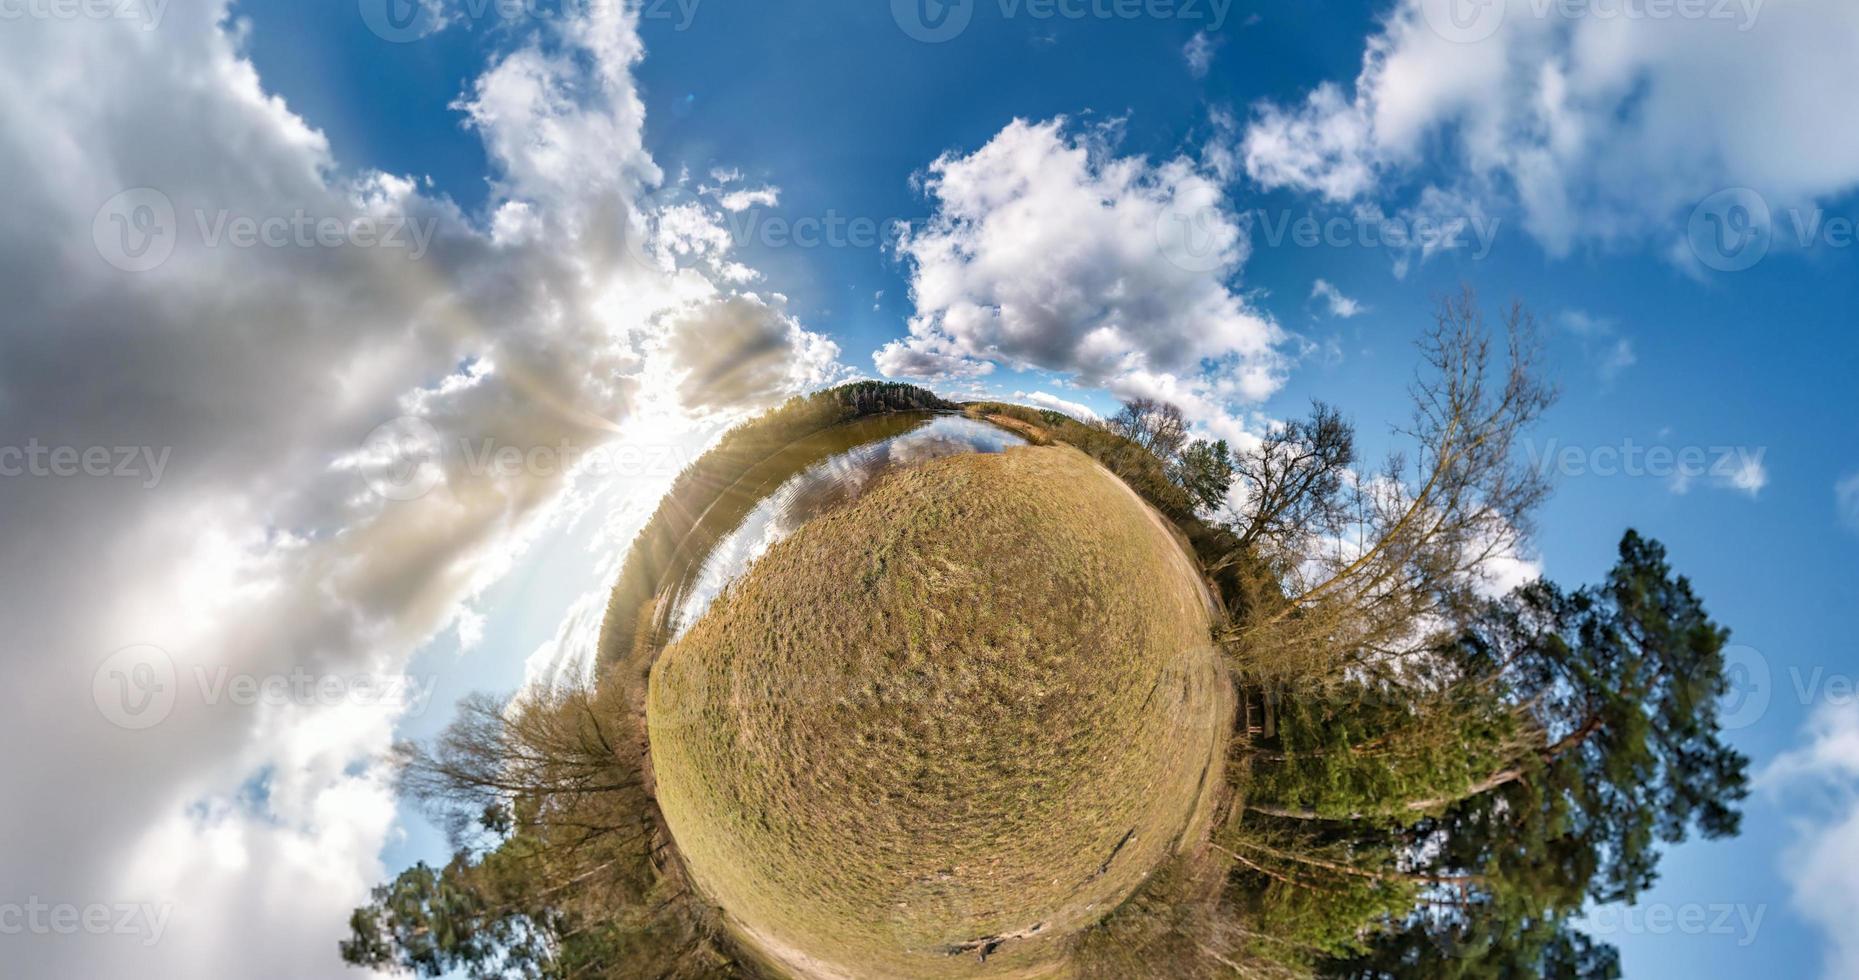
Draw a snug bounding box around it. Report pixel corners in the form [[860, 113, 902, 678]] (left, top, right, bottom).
[[1233, 531, 1747, 976]]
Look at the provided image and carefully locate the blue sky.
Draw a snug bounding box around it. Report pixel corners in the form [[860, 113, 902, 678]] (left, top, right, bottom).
[[4, 0, 1857, 976], [238, 0, 1857, 975]]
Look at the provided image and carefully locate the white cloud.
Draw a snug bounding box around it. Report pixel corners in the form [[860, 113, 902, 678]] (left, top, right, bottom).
[[698, 166, 779, 211], [1558, 309, 1615, 336], [0, 4, 837, 977], [1724, 453, 1769, 498], [1238, 0, 1859, 259], [663, 294, 843, 412], [1242, 82, 1378, 202], [1183, 30, 1219, 77], [1597, 336, 1637, 382], [1013, 389, 1101, 420], [1837, 474, 1859, 534], [1310, 278, 1366, 318], [714, 186, 780, 212], [1556, 310, 1636, 382], [1665, 447, 1768, 498], [1474, 543, 1544, 597], [1761, 703, 1859, 978], [878, 116, 1288, 433]]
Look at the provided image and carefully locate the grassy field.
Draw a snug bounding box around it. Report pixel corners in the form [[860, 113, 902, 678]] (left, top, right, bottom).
[[648, 444, 1229, 979]]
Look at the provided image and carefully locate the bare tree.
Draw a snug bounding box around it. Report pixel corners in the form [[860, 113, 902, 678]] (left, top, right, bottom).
[[1109, 398, 1190, 460], [1222, 289, 1556, 683], [1219, 401, 1355, 563], [348, 682, 738, 977]]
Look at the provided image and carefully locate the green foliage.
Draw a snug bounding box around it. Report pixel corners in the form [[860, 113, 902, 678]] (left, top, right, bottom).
[[1171, 439, 1235, 513], [346, 358, 1748, 980], [1108, 398, 1189, 460], [340, 845, 557, 979], [1328, 909, 1622, 979], [962, 399, 1259, 620], [1248, 681, 1527, 823], [1220, 828, 1421, 969], [343, 685, 750, 979], [960, 399, 1201, 519], [1231, 530, 1747, 977], [342, 840, 736, 979]]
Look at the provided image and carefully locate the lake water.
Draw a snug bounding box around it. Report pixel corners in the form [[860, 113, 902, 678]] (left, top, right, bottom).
[[658, 413, 1025, 639]]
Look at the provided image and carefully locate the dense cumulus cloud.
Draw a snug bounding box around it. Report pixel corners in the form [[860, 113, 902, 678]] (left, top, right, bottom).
[[877, 117, 1289, 437], [1761, 702, 1859, 977], [0, 4, 836, 976], [1239, 0, 1859, 264], [1239, 1, 1859, 964]]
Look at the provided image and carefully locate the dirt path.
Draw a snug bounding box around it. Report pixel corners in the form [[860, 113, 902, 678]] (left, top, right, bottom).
[[685, 446, 1233, 980], [1075, 447, 1221, 619]]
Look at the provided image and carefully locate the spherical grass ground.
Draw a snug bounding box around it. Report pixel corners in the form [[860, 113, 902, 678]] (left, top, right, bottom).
[[648, 445, 1228, 978]]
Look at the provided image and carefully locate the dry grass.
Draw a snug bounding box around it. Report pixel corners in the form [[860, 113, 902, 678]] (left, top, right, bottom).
[[647, 445, 1228, 979]]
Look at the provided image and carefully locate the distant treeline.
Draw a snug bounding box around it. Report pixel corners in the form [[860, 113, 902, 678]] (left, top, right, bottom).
[[349, 298, 1750, 979], [596, 381, 955, 676], [963, 400, 1250, 614], [344, 382, 962, 980]]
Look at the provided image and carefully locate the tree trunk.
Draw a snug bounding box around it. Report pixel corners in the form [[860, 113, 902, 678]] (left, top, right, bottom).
[[1246, 715, 1603, 821]]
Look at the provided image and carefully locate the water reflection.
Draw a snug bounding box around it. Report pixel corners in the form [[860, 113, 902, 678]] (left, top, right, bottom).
[[661, 414, 1024, 638]]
